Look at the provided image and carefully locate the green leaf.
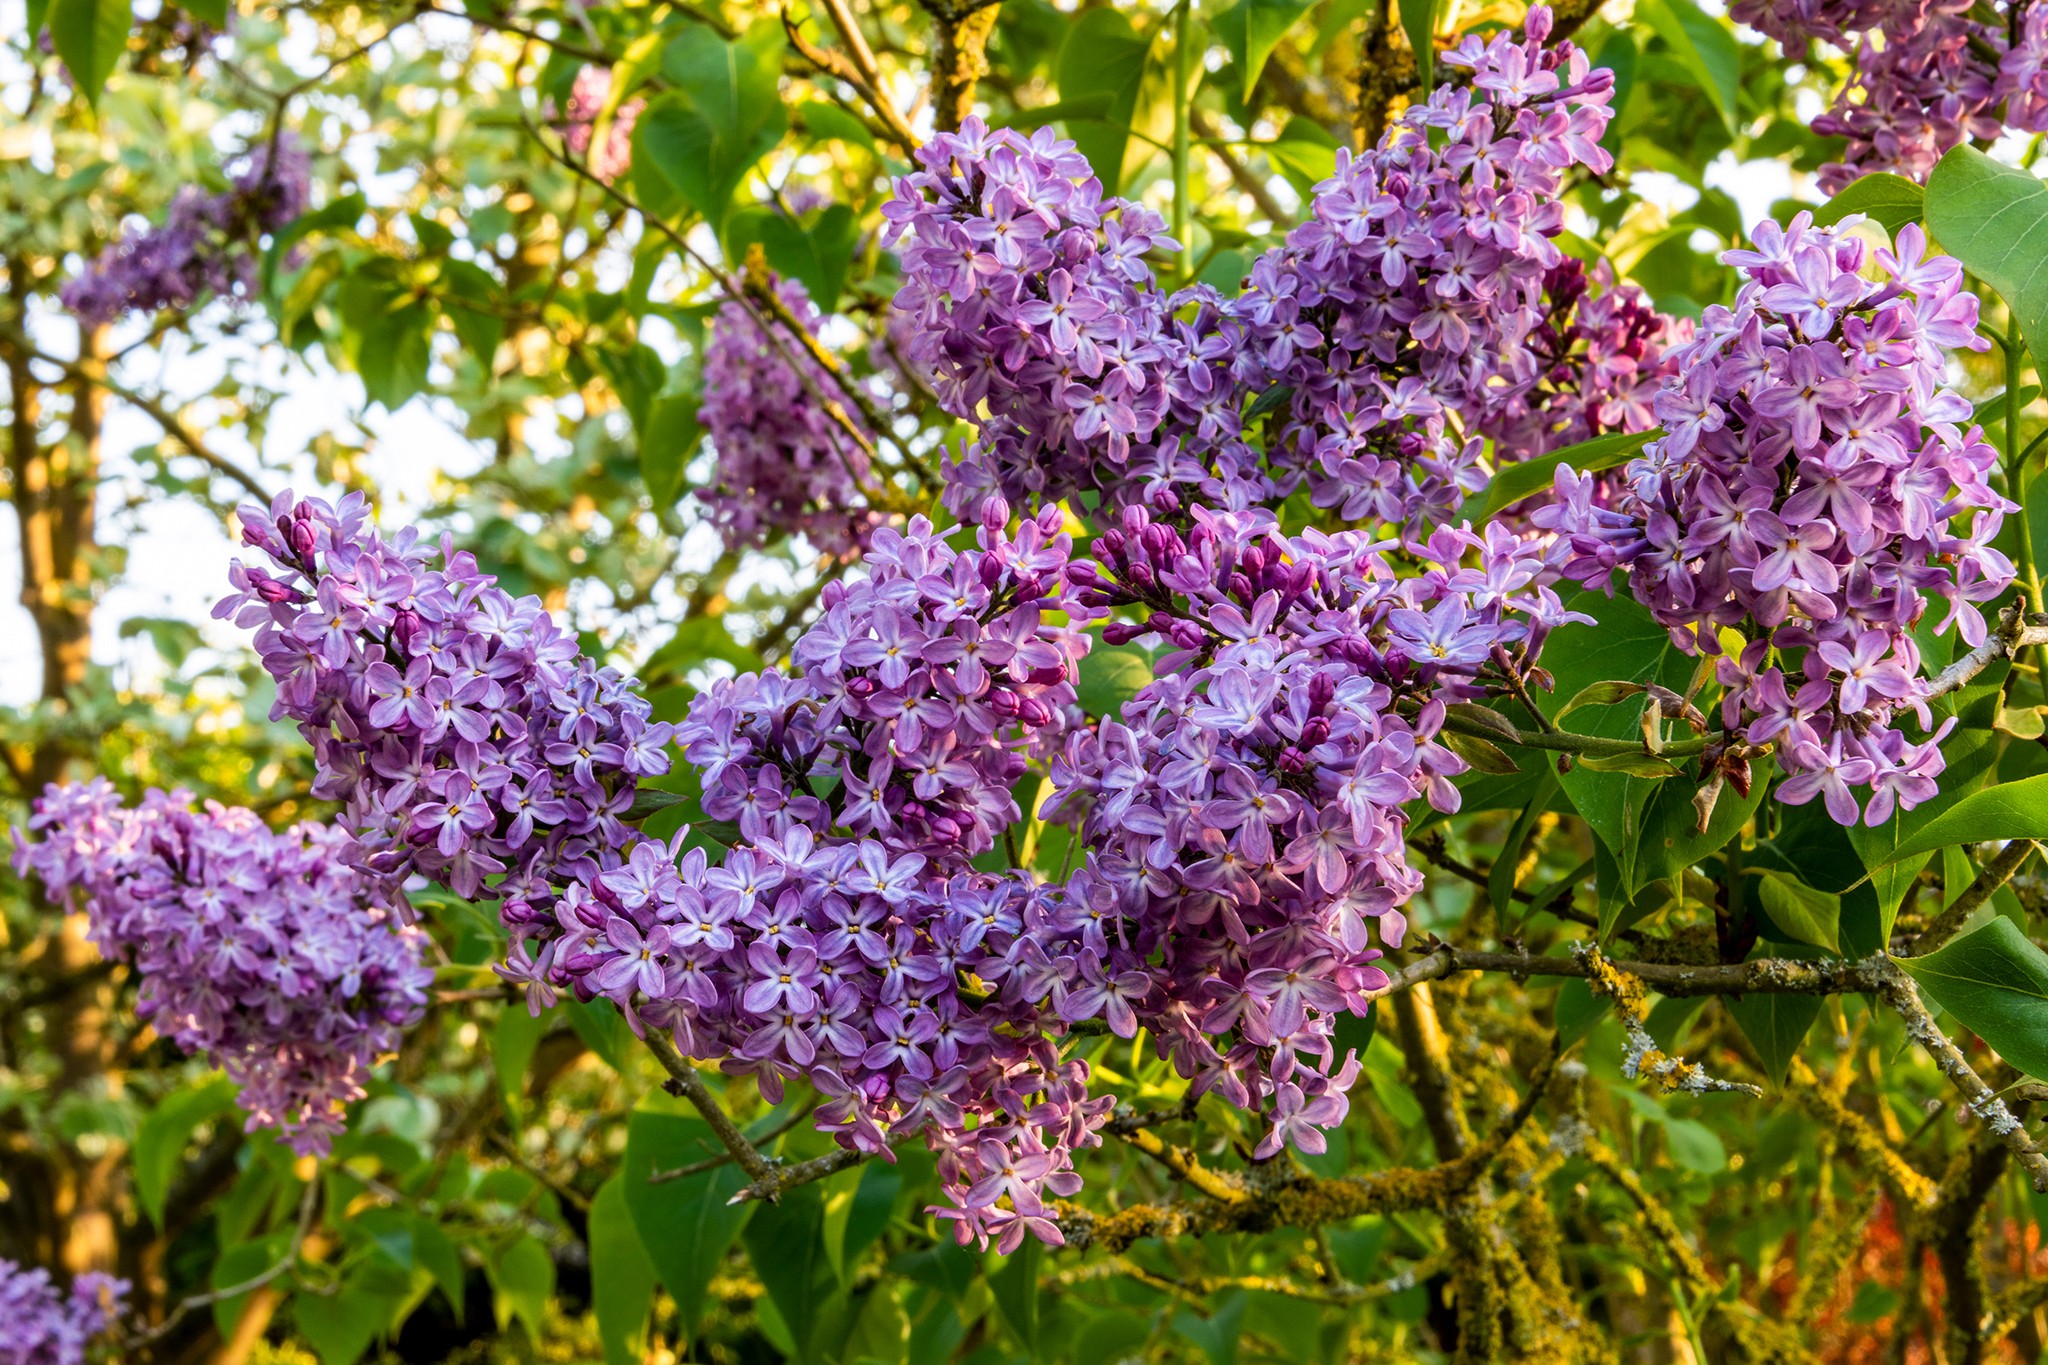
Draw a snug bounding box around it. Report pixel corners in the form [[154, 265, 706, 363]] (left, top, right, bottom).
[[489, 1234, 555, 1341], [440, 259, 506, 368], [1398, 0, 1438, 96], [336, 269, 433, 411], [1537, 587, 1694, 913], [1468, 429, 1656, 524], [493, 1002, 545, 1122], [48, 0, 131, 105], [410, 1216, 466, 1323], [563, 996, 630, 1071], [724, 202, 860, 310], [294, 1271, 408, 1365], [1813, 171, 1926, 236], [1899, 917, 2048, 1080], [1858, 773, 2048, 874], [640, 393, 704, 508], [1846, 660, 2006, 938], [990, 1238, 1043, 1351], [1635, 0, 1740, 135], [1076, 637, 1155, 719], [1214, 0, 1315, 101], [743, 1181, 828, 1357], [1752, 870, 1841, 953], [622, 1106, 754, 1344], [1055, 8, 1155, 194], [590, 1176, 659, 1365], [1632, 766, 1769, 893], [636, 24, 789, 233], [1492, 776, 1558, 921], [797, 99, 877, 153], [1726, 989, 1822, 1085], [134, 1074, 237, 1228], [182, 0, 227, 26], [1925, 146, 2048, 380]]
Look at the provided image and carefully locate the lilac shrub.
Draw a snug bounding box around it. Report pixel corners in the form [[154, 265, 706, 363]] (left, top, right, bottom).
[[698, 274, 885, 556], [62, 134, 311, 326], [11, 780, 431, 1155], [214, 490, 677, 908], [1731, 0, 2048, 191], [1540, 214, 2012, 825], [0, 1259, 126, 1365], [1047, 504, 1586, 1148]]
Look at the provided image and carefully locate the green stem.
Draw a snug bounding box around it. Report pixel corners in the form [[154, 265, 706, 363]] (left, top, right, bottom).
[[1172, 0, 1194, 282]]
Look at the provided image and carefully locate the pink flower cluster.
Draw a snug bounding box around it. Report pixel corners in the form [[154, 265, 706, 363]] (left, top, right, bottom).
[[1047, 505, 1586, 1144], [12, 781, 431, 1155], [1541, 214, 2011, 824], [563, 65, 643, 183], [0, 1259, 125, 1365], [62, 135, 311, 326], [1731, 0, 2048, 191], [698, 275, 885, 557], [216, 491, 676, 909]]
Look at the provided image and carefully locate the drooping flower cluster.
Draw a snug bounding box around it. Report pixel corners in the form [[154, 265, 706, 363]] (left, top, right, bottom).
[[885, 120, 1234, 517], [0, 1259, 126, 1365], [562, 65, 643, 183], [1045, 504, 1586, 1145], [500, 506, 1105, 1250], [1731, 0, 2048, 191], [11, 781, 431, 1155], [214, 490, 676, 908], [699, 275, 885, 557], [61, 135, 311, 326], [1209, 9, 1623, 530], [1541, 214, 2011, 825]]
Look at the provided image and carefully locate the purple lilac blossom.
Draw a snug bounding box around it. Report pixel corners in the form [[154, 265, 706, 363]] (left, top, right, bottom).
[[699, 274, 886, 557], [883, 119, 1242, 519], [1479, 257, 1687, 462], [0, 1259, 126, 1365], [1730, 0, 2048, 192], [1538, 213, 2012, 826], [544, 506, 1101, 1252], [11, 781, 431, 1156], [1207, 8, 1624, 530], [1046, 503, 1588, 1156], [213, 490, 677, 909], [563, 65, 643, 184], [61, 134, 311, 326]]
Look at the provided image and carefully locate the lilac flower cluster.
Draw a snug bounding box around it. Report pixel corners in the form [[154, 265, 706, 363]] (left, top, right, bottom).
[[62, 135, 311, 326], [1541, 214, 2011, 825], [885, 119, 1229, 518], [1478, 257, 1685, 463], [1046, 504, 1585, 1144], [698, 275, 885, 557], [1731, 0, 2048, 191], [498, 506, 1104, 1250], [214, 490, 676, 907], [11, 781, 431, 1155], [563, 65, 643, 183], [0, 1259, 126, 1365], [1205, 9, 1623, 529]]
